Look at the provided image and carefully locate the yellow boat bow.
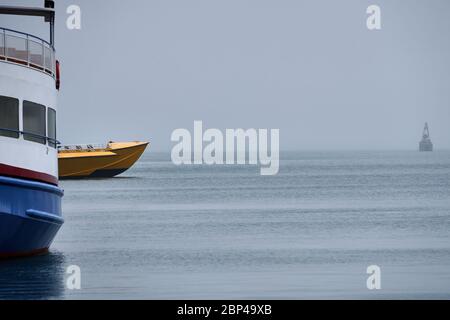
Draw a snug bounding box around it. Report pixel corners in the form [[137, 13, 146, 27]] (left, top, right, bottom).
[[58, 141, 149, 179]]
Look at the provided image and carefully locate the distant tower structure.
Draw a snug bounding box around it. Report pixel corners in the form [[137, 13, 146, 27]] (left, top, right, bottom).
[[419, 122, 433, 152]]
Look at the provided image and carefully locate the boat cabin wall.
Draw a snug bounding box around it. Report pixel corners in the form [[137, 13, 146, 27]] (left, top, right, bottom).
[[0, 62, 59, 180]]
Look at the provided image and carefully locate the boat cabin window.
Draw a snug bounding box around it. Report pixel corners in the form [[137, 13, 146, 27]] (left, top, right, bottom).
[[0, 95, 20, 139], [23, 101, 46, 145], [47, 107, 57, 148]]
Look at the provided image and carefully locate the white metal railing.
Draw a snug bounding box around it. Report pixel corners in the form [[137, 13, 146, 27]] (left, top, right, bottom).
[[58, 143, 110, 152], [0, 27, 55, 77], [0, 127, 60, 147]]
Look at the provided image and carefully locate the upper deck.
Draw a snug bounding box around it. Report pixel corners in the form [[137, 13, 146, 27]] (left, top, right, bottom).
[[0, 27, 56, 78], [0, 2, 60, 184]]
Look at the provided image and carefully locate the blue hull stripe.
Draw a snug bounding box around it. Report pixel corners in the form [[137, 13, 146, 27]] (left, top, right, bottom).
[[0, 175, 63, 196], [26, 209, 64, 225]]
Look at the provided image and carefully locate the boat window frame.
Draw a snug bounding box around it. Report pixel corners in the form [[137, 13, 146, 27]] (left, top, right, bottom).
[[0, 97, 60, 146], [0, 95, 20, 139], [47, 106, 57, 148], [22, 100, 48, 145]]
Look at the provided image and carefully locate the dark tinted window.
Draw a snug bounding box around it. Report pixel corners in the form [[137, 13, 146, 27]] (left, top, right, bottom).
[[0, 95, 19, 138], [23, 101, 46, 145], [47, 107, 56, 148]]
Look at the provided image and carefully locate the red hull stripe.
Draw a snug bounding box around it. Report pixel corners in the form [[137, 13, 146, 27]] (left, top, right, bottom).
[[0, 163, 58, 186], [0, 247, 49, 259]]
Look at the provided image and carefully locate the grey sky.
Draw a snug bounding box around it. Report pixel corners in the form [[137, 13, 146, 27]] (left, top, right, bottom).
[[2, 0, 449, 151]]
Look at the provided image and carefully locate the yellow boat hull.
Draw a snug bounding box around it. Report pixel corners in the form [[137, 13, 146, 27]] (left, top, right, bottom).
[[58, 141, 149, 179]]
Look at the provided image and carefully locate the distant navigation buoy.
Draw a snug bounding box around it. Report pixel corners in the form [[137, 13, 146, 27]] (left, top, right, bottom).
[[419, 122, 433, 152]]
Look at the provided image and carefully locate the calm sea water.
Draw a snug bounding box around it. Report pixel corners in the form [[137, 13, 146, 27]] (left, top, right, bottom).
[[1, 151, 450, 299]]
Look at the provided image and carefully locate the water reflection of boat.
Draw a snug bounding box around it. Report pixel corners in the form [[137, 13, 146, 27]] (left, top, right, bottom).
[[58, 141, 149, 179], [0, 252, 65, 300]]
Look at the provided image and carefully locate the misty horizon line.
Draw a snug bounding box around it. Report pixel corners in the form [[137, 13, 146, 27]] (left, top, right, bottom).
[[139, 147, 450, 154]]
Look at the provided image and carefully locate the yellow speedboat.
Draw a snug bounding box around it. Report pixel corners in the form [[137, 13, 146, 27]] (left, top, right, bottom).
[[58, 141, 149, 179]]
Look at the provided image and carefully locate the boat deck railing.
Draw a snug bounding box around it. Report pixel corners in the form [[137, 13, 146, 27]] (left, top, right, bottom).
[[0, 127, 60, 147], [0, 27, 55, 77], [58, 143, 110, 152]]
